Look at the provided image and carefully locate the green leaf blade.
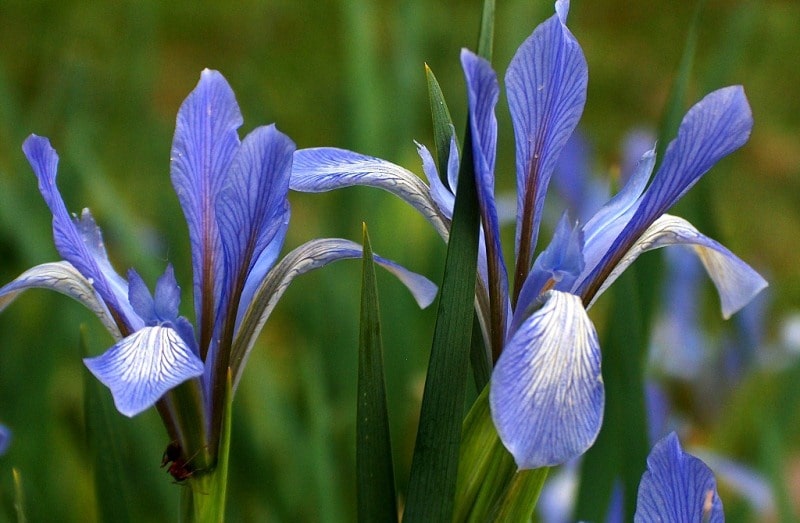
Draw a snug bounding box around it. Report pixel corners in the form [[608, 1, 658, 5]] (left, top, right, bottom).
[[403, 122, 480, 521], [356, 224, 398, 522]]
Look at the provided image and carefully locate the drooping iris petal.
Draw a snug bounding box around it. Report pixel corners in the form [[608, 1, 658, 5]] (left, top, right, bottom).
[[579, 87, 752, 300], [506, 0, 588, 273], [462, 49, 510, 355], [216, 124, 294, 329], [170, 69, 242, 343], [84, 325, 205, 417], [291, 147, 449, 238], [634, 432, 723, 522], [231, 237, 438, 389], [588, 214, 767, 318], [491, 290, 604, 469], [0, 261, 121, 339], [0, 424, 10, 456], [22, 136, 139, 333]]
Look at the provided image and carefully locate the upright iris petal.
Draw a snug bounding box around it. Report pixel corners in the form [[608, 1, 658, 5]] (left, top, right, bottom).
[[170, 69, 243, 354], [577, 86, 753, 302], [22, 136, 140, 334], [635, 432, 724, 522], [462, 49, 510, 355], [506, 0, 588, 291]]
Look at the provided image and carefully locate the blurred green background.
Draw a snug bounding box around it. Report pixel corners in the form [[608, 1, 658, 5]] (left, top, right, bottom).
[[0, 0, 798, 521]]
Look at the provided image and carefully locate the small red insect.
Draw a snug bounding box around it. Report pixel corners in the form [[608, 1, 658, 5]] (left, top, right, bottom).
[[160, 441, 196, 482]]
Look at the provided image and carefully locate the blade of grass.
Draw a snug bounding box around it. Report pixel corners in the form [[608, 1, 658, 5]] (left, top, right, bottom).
[[402, 121, 480, 521], [425, 65, 456, 186], [81, 325, 132, 523], [403, 2, 493, 518], [426, 64, 492, 391], [356, 224, 398, 521]]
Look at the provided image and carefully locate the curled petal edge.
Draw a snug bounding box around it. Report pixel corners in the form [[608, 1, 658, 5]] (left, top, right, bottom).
[[291, 147, 450, 239], [587, 214, 767, 318], [230, 237, 438, 389], [0, 261, 122, 339]]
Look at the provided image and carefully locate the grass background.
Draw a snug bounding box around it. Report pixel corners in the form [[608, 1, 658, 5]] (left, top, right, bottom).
[[0, 0, 798, 520]]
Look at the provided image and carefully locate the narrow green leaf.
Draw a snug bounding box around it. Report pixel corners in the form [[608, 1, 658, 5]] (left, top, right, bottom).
[[403, 123, 480, 521], [183, 370, 233, 523], [491, 468, 549, 521], [12, 468, 26, 523], [454, 386, 515, 520], [81, 325, 132, 523], [425, 64, 456, 183], [425, 65, 492, 391], [356, 224, 398, 521], [455, 386, 547, 521], [477, 0, 496, 62]]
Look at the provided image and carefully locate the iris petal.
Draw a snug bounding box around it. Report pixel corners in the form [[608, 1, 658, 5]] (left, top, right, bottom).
[[170, 69, 242, 338], [417, 141, 454, 219], [291, 147, 449, 238], [0, 261, 121, 339], [127, 269, 156, 324], [153, 265, 182, 322], [589, 214, 767, 317], [491, 290, 603, 469], [462, 49, 510, 355], [83, 325, 204, 417], [631, 87, 752, 233], [634, 432, 723, 522], [579, 87, 753, 300], [231, 238, 438, 388], [22, 136, 139, 333], [216, 124, 294, 328], [237, 206, 290, 329], [506, 0, 588, 266]]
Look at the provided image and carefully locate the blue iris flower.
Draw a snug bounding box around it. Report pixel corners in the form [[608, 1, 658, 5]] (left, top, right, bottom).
[[0, 70, 436, 455], [289, 0, 766, 471], [635, 432, 724, 522]]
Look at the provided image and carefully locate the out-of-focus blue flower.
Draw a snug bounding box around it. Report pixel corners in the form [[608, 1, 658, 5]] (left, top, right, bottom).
[[0, 423, 10, 456], [0, 70, 436, 461], [289, 0, 765, 470], [634, 432, 723, 522]]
